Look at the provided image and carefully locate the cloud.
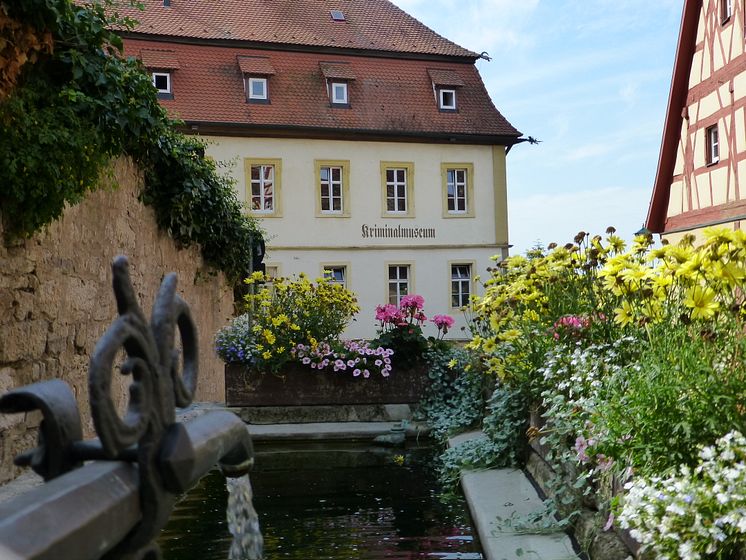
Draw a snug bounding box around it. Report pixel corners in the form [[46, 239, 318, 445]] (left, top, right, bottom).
[[508, 186, 651, 256]]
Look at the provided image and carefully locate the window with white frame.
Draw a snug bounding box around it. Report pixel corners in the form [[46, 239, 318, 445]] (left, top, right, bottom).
[[438, 88, 457, 110], [320, 166, 343, 213], [152, 72, 171, 94], [247, 77, 268, 101], [722, 0, 733, 22], [323, 265, 347, 287], [388, 265, 410, 305], [250, 163, 275, 212], [330, 81, 348, 105], [386, 168, 408, 213], [446, 168, 468, 213], [706, 124, 720, 165], [451, 264, 471, 308]]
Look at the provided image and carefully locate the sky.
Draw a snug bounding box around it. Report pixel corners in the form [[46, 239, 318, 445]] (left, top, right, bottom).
[[390, 0, 684, 255]]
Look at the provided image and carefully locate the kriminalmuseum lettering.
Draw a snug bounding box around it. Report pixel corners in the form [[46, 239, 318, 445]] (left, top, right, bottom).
[[361, 224, 436, 239]]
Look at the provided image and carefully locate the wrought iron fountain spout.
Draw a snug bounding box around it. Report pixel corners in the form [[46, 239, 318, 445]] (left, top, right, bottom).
[[0, 256, 256, 560]]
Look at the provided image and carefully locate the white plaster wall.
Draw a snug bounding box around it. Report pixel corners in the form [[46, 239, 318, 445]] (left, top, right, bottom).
[[204, 136, 508, 339], [265, 246, 504, 339]]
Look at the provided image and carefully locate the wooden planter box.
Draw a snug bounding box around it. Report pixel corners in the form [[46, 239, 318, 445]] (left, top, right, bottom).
[[225, 362, 428, 407]]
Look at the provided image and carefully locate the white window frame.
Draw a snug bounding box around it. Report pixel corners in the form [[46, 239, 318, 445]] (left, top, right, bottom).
[[247, 77, 268, 101], [722, 0, 733, 22], [250, 163, 275, 213], [446, 168, 468, 213], [152, 72, 171, 94], [320, 165, 344, 213], [451, 264, 472, 308], [707, 124, 720, 165], [439, 88, 457, 110], [388, 265, 410, 305], [330, 81, 348, 105], [323, 265, 347, 287], [386, 168, 408, 213]]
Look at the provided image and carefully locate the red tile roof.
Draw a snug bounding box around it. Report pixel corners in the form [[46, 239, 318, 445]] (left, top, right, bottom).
[[319, 62, 357, 81], [124, 39, 521, 141], [140, 48, 180, 69], [428, 68, 465, 87], [117, 0, 479, 59], [237, 56, 276, 75]]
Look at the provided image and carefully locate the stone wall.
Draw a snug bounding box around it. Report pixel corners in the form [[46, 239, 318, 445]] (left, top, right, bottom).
[[0, 158, 235, 483]]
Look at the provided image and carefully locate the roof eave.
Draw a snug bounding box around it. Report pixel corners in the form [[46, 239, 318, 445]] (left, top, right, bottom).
[[179, 121, 522, 146], [119, 31, 481, 63], [645, 0, 699, 234]]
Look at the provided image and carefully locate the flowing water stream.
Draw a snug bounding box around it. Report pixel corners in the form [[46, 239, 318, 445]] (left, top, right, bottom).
[[159, 443, 483, 559]]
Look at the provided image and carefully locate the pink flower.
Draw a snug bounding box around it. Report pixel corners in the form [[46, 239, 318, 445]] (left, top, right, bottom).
[[399, 294, 425, 310], [432, 314, 455, 329]]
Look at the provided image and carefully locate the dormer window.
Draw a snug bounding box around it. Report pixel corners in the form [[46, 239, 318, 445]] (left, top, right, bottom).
[[152, 72, 171, 94], [248, 77, 268, 101], [320, 62, 355, 108], [439, 88, 457, 111], [237, 56, 275, 104], [330, 81, 348, 105], [140, 49, 180, 100], [428, 68, 464, 113]]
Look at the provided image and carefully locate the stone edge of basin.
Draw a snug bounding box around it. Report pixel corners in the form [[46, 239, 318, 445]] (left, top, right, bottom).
[[448, 430, 580, 560]]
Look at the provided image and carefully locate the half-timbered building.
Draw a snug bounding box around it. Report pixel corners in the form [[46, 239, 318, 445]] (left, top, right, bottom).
[[647, 0, 746, 243]]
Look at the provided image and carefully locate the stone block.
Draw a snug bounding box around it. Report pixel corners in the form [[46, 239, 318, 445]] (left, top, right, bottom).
[[0, 320, 48, 362]]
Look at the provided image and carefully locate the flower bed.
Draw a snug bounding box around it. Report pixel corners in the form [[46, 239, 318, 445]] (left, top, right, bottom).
[[426, 227, 746, 559], [224, 361, 429, 406], [216, 272, 456, 408]]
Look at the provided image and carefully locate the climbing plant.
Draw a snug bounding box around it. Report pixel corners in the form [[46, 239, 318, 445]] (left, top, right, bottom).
[[0, 0, 261, 281]]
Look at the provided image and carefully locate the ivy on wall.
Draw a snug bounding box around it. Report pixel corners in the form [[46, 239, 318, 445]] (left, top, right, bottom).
[[0, 0, 261, 282]]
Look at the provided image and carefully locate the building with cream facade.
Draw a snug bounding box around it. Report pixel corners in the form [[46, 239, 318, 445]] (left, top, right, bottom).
[[121, 0, 522, 338], [647, 0, 746, 243]]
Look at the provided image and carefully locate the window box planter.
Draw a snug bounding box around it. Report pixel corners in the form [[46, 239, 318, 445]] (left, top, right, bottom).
[[225, 362, 428, 406]]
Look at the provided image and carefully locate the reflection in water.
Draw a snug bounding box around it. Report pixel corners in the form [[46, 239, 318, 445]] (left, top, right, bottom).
[[159, 444, 482, 559], [226, 475, 263, 560]]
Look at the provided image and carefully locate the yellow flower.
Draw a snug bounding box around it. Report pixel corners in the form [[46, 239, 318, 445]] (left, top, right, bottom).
[[262, 351, 272, 360], [498, 329, 521, 342], [614, 301, 635, 327], [684, 286, 719, 320], [482, 338, 497, 353], [447, 359, 457, 369], [393, 455, 405, 466], [263, 329, 276, 345]]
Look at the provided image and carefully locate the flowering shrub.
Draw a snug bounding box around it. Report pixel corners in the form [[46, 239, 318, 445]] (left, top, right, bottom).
[[456, 226, 746, 552], [432, 314, 455, 339], [373, 295, 453, 369], [618, 431, 746, 559], [216, 271, 361, 373], [290, 340, 393, 378]]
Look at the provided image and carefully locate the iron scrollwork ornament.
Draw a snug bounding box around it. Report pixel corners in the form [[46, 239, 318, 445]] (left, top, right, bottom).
[[0, 256, 201, 560]]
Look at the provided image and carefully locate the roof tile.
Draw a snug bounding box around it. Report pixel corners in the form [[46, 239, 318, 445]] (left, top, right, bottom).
[[140, 48, 180, 69], [124, 39, 521, 139], [428, 68, 465, 87], [117, 0, 479, 58], [320, 62, 357, 80], [237, 56, 276, 75]]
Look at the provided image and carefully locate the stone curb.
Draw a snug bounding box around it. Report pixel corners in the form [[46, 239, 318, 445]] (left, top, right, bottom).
[[449, 431, 578, 560]]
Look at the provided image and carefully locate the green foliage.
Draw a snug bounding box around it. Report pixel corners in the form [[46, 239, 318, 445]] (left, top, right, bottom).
[[438, 384, 529, 486], [592, 323, 746, 475], [0, 0, 260, 280], [373, 325, 429, 370], [417, 346, 485, 442]]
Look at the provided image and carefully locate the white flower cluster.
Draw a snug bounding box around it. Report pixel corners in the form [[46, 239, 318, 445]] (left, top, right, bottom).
[[618, 431, 746, 559]]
